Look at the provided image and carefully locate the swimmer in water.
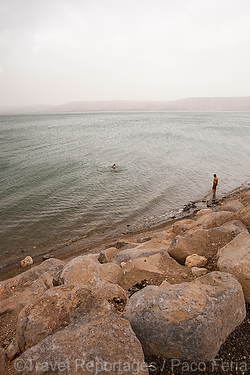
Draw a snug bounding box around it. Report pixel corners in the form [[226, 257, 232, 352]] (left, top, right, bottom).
[[111, 164, 117, 169]]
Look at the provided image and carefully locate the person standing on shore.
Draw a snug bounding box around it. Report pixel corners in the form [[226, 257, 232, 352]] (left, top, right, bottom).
[[212, 174, 218, 197]]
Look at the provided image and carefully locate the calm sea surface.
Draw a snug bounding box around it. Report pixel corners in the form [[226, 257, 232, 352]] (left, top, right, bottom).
[[1, 111, 250, 267]]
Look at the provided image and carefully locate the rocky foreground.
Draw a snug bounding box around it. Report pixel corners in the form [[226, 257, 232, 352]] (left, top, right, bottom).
[[1, 189, 250, 374]]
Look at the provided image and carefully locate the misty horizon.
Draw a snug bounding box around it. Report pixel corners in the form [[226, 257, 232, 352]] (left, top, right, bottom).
[[2, 95, 250, 107]]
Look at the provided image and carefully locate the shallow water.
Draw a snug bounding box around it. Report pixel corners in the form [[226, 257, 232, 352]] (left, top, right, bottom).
[[1, 111, 250, 267]]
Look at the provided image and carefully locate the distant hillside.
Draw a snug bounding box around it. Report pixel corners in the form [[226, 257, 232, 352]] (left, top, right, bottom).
[[1, 97, 250, 114], [41, 97, 250, 112], [162, 97, 250, 111]]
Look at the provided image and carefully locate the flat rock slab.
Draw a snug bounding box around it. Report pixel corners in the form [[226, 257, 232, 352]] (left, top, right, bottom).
[[118, 251, 192, 290], [113, 237, 169, 265]]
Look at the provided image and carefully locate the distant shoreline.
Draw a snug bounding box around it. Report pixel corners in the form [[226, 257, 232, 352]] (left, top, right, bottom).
[[1, 96, 250, 114]]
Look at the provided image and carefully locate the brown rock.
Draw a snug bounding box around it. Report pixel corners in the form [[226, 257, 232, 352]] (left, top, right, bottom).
[[0, 269, 62, 317], [123, 272, 246, 361], [113, 237, 170, 265], [98, 247, 120, 263], [219, 200, 245, 212], [185, 254, 207, 268], [117, 251, 192, 290], [0, 258, 65, 298], [59, 255, 120, 287], [201, 211, 234, 229], [220, 219, 248, 234], [195, 208, 213, 217], [159, 280, 171, 288], [172, 219, 195, 235], [239, 189, 250, 206], [168, 228, 210, 265], [217, 232, 250, 302], [136, 237, 172, 251], [15, 313, 149, 375], [16, 285, 110, 351], [0, 260, 64, 328], [118, 253, 165, 290], [20, 256, 33, 268], [191, 267, 208, 277], [194, 210, 234, 229], [90, 280, 128, 304], [154, 230, 174, 242], [114, 246, 165, 265], [168, 221, 246, 265], [234, 206, 250, 228]]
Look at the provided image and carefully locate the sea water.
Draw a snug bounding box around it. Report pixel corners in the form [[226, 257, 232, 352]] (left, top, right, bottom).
[[1, 111, 250, 267]]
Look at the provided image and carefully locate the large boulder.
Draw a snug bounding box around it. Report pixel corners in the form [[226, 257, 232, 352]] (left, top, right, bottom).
[[239, 189, 250, 206], [217, 232, 250, 302], [171, 209, 234, 233], [195, 210, 234, 229], [59, 255, 120, 287], [0, 259, 65, 315], [234, 206, 250, 228], [168, 221, 246, 265], [219, 200, 245, 212], [0, 259, 66, 364], [195, 208, 213, 218], [135, 237, 172, 251], [151, 229, 175, 242], [123, 272, 245, 361], [16, 285, 111, 351], [14, 313, 149, 375], [219, 219, 248, 234], [167, 228, 210, 265], [0, 258, 65, 299], [172, 219, 196, 235], [0, 273, 52, 315]]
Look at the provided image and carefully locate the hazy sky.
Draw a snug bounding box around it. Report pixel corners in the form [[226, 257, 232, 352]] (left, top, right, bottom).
[[0, 0, 250, 106]]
